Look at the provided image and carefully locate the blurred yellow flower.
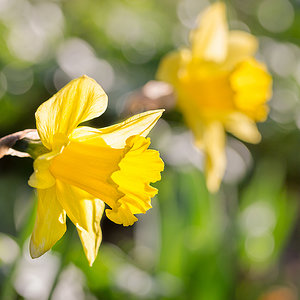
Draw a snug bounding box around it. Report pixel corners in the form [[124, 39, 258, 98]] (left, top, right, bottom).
[[157, 2, 271, 193], [28, 75, 164, 266]]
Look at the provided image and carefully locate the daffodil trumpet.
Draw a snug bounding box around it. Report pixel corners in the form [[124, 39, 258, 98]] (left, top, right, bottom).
[[20, 75, 164, 266], [157, 2, 272, 193]]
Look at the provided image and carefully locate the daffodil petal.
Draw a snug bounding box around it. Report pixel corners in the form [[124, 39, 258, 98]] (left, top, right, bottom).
[[225, 113, 261, 144], [69, 109, 164, 149], [202, 122, 226, 193], [156, 49, 191, 85], [28, 151, 59, 189], [36, 75, 108, 150], [222, 31, 258, 70], [190, 2, 228, 62], [50, 138, 123, 209], [55, 181, 104, 266], [108, 135, 164, 226], [230, 58, 272, 121], [30, 186, 66, 258]]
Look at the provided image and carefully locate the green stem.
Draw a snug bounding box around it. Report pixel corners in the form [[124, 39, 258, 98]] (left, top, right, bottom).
[[13, 139, 48, 160]]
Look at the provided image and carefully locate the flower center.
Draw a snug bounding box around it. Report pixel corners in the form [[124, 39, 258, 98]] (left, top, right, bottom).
[[179, 71, 234, 112]]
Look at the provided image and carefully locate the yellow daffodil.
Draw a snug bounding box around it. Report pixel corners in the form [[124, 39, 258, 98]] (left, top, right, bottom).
[[157, 2, 271, 192], [28, 75, 164, 266]]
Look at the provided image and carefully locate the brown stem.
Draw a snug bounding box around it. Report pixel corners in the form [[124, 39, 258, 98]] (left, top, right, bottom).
[[0, 129, 39, 159]]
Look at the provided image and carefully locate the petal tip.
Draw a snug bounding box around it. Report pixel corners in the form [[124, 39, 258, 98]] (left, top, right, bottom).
[[208, 2, 226, 15], [207, 180, 220, 194], [249, 132, 262, 144], [147, 108, 165, 115], [29, 238, 45, 259], [88, 260, 95, 267], [146, 108, 165, 121]]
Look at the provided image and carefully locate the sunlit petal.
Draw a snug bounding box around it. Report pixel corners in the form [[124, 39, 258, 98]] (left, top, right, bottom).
[[36, 75, 108, 150], [55, 181, 104, 266], [223, 31, 258, 69], [202, 122, 226, 193], [30, 186, 66, 258], [156, 49, 191, 85], [108, 135, 164, 226], [28, 151, 59, 189], [69, 109, 164, 149], [225, 113, 261, 144], [230, 58, 272, 121], [50, 139, 123, 209], [190, 2, 228, 62]]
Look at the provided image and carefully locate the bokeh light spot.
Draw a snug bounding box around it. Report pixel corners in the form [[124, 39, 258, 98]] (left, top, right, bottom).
[[269, 43, 296, 77], [57, 38, 115, 91], [241, 202, 276, 236], [224, 139, 252, 185], [258, 0, 294, 33], [0, 72, 7, 99], [177, 0, 209, 29], [3, 65, 33, 95], [245, 233, 274, 262], [116, 264, 153, 297], [0, 233, 19, 264]]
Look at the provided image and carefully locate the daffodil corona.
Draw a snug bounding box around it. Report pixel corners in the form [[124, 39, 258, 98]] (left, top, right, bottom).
[[28, 75, 164, 266], [157, 2, 271, 192]]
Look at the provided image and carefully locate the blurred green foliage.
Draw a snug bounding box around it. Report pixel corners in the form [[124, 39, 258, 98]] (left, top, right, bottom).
[[1, 0, 300, 299]]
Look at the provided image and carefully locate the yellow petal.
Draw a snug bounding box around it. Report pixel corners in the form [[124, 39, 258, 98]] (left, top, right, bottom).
[[190, 2, 228, 62], [108, 135, 164, 226], [50, 139, 123, 210], [222, 31, 258, 69], [156, 49, 191, 85], [230, 58, 272, 121], [69, 109, 164, 149], [201, 121, 226, 193], [36, 75, 108, 150], [30, 186, 66, 258], [55, 181, 104, 266], [225, 112, 261, 144], [28, 151, 59, 189]]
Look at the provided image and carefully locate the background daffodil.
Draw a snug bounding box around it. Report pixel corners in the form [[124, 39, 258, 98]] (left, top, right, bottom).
[[156, 2, 272, 193], [28, 75, 164, 266]]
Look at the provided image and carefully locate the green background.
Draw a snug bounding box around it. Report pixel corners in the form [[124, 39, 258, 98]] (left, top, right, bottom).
[[1, 0, 300, 299]]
